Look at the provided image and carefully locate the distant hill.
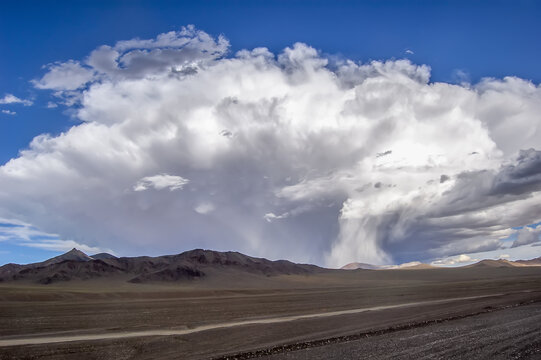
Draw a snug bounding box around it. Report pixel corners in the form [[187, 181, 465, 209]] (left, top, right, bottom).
[[341, 261, 436, 270], [465, 259, 519, 268], [514, 256, 541, 266], [0, 248, 324, 285], [341, 257, 541, 270], [341, 262, 381, 270]]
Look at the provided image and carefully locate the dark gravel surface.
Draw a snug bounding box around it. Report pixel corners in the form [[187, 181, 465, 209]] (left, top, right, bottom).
[[2, 269, 541, 359], [264, 302, 541, 360]]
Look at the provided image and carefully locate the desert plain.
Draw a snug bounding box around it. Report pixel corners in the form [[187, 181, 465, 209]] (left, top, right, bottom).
[[1, 251, 541, 360]]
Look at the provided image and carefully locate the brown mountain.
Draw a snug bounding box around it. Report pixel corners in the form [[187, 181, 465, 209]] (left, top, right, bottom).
[[0, 263, 25, 278], [40, 248, 94, 266], [514, 256, 541, 266], [0, 248, 95, 284], [0, 248, 323, 285], [465, 259, 519, 268], [341, 262, 381, 270]]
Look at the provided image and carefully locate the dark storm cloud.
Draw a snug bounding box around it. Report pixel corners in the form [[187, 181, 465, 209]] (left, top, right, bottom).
[[491, 149, 541, 196]]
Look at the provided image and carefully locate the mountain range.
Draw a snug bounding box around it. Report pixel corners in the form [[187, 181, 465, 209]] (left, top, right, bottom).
[[0, 248, 322, 284], [341, 257, 541, 270], [1, 248, 540, 285]]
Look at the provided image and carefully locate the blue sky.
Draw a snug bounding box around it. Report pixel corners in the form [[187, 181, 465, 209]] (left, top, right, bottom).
[[1, 0, 540, 266]]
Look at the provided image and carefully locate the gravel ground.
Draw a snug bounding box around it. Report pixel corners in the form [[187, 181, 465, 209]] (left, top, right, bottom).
[[265, 302, 541, 360], [2, 269, 541, 359]]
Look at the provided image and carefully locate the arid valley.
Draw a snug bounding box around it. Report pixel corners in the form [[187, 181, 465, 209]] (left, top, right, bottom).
[[1, 249, 541, 359]]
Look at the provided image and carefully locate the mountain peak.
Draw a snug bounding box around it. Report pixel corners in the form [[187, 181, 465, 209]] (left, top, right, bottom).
[[40, 248, 93, 267], [62, 248, 90, 258]]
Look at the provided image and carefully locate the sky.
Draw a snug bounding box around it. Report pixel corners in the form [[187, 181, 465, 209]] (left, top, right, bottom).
[[0, 0, 540, 267]]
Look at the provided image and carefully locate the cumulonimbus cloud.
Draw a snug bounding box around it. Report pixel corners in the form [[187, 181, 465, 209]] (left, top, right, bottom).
[[0, 26, 540, 267]]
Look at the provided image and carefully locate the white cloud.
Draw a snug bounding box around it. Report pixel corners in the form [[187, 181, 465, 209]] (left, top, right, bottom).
[[133, 174, 189, 191], [1, 110, 16, 115], [194, 202, 215, 215], [46, 102, 58, 109], [0, 217, 57, 242], [431, 254, 478, 266], [0, 218, 111, 256], [395, 261, 421, 268], [1, 27, 541, 266], [405, 49, 414, 55], [264, 212, 289, 222], [0, 94, 32, 106], [34, 25, 228, 96], [21, 239, 108, 254], [379, 261, 422, 269], [33, 60, 95, 91]]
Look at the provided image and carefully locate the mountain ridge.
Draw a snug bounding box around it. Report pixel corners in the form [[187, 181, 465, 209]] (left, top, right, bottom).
[[3, 250, 541, 285], [341, 257, 541, 270], [514, 256, 541, 266], [0, 248, 324, 285]]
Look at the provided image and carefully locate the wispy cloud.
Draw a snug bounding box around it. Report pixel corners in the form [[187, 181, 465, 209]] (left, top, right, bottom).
[[0, 218, 57, 242], [0, 94, 33, 106], [21, 239, 108, 254], [0, 218, 110, 255]]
